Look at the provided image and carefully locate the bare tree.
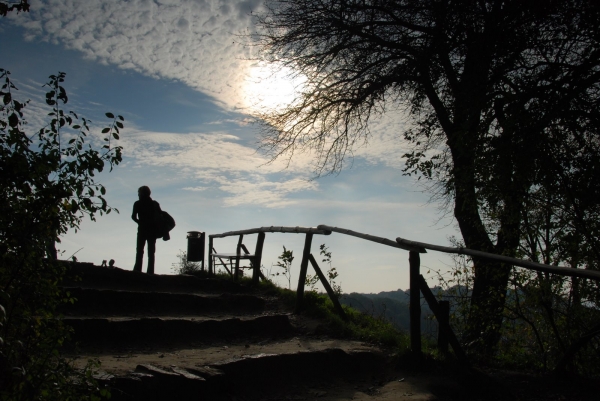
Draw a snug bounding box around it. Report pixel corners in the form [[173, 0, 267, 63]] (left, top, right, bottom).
[[254, 0, 600, 355]]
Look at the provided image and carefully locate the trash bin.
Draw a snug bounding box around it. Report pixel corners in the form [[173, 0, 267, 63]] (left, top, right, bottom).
[[187, 231, 205, 267]]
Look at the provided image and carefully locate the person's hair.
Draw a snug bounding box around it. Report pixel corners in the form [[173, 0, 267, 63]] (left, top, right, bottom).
[[138, 186, 151, 197]]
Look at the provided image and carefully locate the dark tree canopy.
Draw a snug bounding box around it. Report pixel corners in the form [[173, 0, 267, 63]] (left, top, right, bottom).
[[0, 0, 29, 17], [255, 0, 600, 355]]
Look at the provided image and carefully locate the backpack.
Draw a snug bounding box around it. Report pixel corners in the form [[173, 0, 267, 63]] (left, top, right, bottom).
[[153, 203, 176, 241], [159, 211, 176, 240]]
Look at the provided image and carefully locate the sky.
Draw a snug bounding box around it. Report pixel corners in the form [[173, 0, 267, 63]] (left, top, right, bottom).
[[0, 0, 459, 293]]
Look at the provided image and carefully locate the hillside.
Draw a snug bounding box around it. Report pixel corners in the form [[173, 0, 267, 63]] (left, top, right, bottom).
[[60, 263, 433, 400], [340, 290, 435, 335], [59, 263, 599, 400]]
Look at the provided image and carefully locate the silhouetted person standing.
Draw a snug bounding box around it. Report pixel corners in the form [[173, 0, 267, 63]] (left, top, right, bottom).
[[132, 186, 161, 274]]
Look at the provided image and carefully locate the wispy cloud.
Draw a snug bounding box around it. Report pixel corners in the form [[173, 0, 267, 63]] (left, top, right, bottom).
[[6, 0, 415, 179], [121, 129, 318, 207], [8, 0, 263, 110]]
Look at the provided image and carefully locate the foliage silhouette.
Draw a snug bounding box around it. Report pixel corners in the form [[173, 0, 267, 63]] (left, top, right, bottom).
[[254, 0, 600, 356], [172, 250, 203, 275], [0, 69, 122, 400], [273, 245, 294, 290], [305, 243, 342, 297]]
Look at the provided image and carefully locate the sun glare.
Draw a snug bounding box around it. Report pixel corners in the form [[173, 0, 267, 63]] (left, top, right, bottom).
[[243, 63, 305, 114]]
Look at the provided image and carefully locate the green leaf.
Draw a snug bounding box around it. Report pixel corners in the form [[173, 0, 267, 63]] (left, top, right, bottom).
[[105, 112, 115, 119], [116, 121, 124, 129], [112, 132, 119, 140], [101, 128, 110, 133]]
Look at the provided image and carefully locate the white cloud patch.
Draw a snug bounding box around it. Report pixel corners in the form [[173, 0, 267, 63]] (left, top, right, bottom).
[[120, 129, 318, 207], [5, 0, 419, 175], [8, 0, 263, 110], [182, 186, 208, 192]]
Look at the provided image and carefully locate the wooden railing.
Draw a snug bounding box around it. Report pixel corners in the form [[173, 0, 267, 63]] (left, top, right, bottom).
[[208, 224, 600, 362], [208, 226, 352, 319]]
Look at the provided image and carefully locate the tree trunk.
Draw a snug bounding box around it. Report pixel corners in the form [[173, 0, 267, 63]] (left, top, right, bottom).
[[450, 145, 508, 355], [447, 123, 523, 356]]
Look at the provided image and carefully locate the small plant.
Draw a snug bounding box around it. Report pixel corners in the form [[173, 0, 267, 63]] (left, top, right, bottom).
[[274, 246, 294, 289], [305, 243, 342, 297], [172, 250, 202, 275]]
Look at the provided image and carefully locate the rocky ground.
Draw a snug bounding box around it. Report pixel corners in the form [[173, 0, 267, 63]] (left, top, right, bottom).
[[61, 263, 599, 400]]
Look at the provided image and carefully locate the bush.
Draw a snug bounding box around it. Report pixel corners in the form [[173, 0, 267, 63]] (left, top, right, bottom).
[[171, 250, 203, 275], [1, 70, 122, 399]]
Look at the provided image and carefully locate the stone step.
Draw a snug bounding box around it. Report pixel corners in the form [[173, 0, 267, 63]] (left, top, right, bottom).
[[62, 263, 247, 294], [84, 339, 387, 401], [60, 288, 265, 317], [65, 314, 294, 349]]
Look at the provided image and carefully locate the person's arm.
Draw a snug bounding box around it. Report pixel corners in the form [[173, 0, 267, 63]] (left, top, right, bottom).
[[131, 202, 139, 224]]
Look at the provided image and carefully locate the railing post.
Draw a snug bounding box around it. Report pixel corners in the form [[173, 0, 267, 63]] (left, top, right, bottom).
[[438, 300, 450, 354], [252, 232, 266, 285], [409, 250, 422, 355], [295, 233, 313, 313], [208, 236, 214, 275], [418, 274, 467, 362], [234, 234, 243, 281]]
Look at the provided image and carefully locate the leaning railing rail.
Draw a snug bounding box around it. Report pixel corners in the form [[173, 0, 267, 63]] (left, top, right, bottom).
[[396, 236, 600, 282], [210, 226, 332, 238], [316, 225, 426, 253], [319, 225, 600, 360], [207, 223, 600, 363]]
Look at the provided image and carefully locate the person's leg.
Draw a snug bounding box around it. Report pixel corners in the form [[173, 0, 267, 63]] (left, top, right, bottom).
[[147, 236, 156, 274], [133, 232, 145, 272]]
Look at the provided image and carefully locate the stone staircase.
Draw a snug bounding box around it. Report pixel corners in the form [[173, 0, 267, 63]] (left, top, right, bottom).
[[60, 264, 393, 401]]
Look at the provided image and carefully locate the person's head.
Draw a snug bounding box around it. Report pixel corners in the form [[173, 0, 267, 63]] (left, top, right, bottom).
[[138, 186, 151, 199]]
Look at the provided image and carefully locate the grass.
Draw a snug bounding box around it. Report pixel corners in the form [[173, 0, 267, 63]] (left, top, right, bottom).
[[187, 270, 448, 359], [229, 273, 412, 350]]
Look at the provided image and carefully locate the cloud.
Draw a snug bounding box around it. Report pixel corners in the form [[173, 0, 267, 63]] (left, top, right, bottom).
[[120, 129, 319, 207], [8, 0, 263, 110], [5, 0, 418, 176]]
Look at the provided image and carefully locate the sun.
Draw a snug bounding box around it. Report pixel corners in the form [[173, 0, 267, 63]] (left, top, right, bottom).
[[242, 63, 305, 114]]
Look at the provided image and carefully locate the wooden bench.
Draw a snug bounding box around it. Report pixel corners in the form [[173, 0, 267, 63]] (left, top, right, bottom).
[[211, 252, 256, 278], [208, 226, 333, 285], [209, 232, 265, 282]]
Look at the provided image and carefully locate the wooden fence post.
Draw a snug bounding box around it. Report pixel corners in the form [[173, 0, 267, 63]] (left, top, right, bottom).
[[409, 250, 422, 356], [208, 236, 214, 275], [295, 233, 313, 313], [252, 232, 266, 285], [438, 300, 450, 354], [234, 234, 243, 281], [418, 274, 467, 362]]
